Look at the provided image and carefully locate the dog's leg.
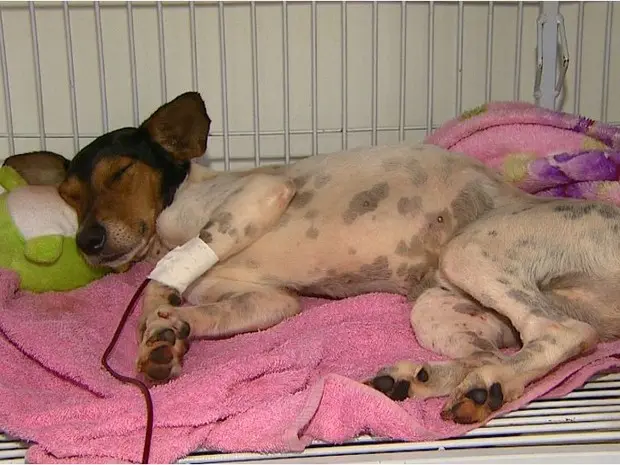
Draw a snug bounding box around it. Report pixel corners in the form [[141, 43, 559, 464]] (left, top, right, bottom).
[[196, 173, 296, 261], [143, 173, 296, 314], [136, 280, 300, 382], [435, 241, 599, 424], [368, 286, 519, 400]]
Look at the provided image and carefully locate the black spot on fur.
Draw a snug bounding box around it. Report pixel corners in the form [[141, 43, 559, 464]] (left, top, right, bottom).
[[246, 259, 260, 269], [406, 158, 429, 186], [313, 173, 332, 188], [467, 332, 496, 352], [552, 202, 618, 220], [301, 256, 396, 298], [453, 303, 480, 316], [293, 174, 310, 189], [200, 230, 213, 244], [381, 156, 427, 186], [343, 183, 390, 224], [360, 256, 392, 277], [275, 213, 291, 229], [397, 196, 422, 216], [211, 211, 234, 234], [244, 223, 258, 237], [506, 289, 567, 321], [306, 226, 319, 239], [217, 292, 236, 302], [290, 191, 314, 209], [450, 182, 495, 230], [304, 209, 319, 220]]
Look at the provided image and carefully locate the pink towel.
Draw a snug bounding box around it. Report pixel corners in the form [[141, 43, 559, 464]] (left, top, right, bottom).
[[1, 262, 620, 463]]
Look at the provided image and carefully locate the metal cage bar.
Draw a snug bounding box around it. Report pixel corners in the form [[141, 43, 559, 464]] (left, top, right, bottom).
[[28, 2, 45, 149], [340, 0, 348, 150], [537, 1, 559, 110], [156, 1, 167, 104], [398, 0, 407, 142], [217, 0, 230, 170], [127, 2, 139, 126], [513, 1, 523, 101], [310, 0, 318, 155], [281, 1, 291, 163], [371, 0, 378, 146], [572, 1, 584, 115], [94, 2, 108, 133], [455, 0, 464, 115], [0, 8, 14, 155], [601, 1, 613, 123], [62, 2, 79, 153], [425, 1, 434, 136], [189, 2, 198, 92], [250, 0, 260, 166], [485, 1, 494, 103]]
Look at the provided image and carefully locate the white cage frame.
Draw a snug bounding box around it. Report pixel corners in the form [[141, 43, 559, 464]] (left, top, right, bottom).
[[0, 1, 619, 463]]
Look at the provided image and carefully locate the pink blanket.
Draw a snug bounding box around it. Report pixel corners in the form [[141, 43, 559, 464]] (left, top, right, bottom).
[[2, 264, 620, 464], [2, 101, 620, 463]]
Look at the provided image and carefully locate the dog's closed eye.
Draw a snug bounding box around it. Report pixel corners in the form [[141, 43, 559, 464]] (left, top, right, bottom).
[[108, 162, 134, 186]]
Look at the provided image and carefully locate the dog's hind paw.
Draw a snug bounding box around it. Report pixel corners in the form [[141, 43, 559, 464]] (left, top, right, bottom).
[[365, 361, 432, 401], [440, 365, 522, 424], [136, 306, 191, 383], [440, 381, 504, 424]]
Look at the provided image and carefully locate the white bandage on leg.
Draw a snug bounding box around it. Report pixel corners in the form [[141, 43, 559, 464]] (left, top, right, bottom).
[[147, 236, 219, 294]]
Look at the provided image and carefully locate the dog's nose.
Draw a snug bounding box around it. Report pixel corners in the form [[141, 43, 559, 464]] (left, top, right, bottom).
[[77, 223, 107, 255]]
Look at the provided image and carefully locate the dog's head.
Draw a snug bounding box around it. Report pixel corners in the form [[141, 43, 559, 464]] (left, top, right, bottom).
[[56, 92, 211, 270]]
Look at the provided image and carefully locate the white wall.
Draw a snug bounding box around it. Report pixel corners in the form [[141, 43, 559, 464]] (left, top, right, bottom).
[[0, 1, 617, 170]]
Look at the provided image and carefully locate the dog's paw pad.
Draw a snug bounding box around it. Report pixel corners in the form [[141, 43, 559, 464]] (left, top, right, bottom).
[[488, 382, 504, 410], [178, 321, 191, 340], [149, 344, 174, 364], [370, 375, 395, 393], [143, 362, 174, 382], [416, 367, 429, 382], [367, 375, 411, 401], [465, 388, 487, 405], [442, 382, 504, 424], [137, 309, 191, 383], [391, 380, 411, 401], [149, 327, 176, 345]]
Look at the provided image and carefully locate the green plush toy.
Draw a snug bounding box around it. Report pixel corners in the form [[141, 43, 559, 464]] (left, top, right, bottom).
[[0, 166, 108, 292]]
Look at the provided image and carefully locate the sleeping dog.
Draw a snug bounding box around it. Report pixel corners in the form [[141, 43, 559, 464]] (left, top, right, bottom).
[[9, 92, 620, 424]]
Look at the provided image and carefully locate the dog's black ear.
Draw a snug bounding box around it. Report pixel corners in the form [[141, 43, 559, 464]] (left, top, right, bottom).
[[140, 91, 212, 161], [3, 151, 70, 186]]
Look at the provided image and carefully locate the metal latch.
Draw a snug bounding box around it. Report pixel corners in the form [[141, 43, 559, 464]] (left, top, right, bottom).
[[534, 9, 569, 109]]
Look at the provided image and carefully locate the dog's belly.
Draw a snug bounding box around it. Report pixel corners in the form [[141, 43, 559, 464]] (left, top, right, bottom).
[[201, 144, 524, 299]]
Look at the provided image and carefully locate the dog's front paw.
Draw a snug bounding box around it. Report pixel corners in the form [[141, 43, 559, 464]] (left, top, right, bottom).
[[365, 361, 432, 401], [136, 306, 191, 383]]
